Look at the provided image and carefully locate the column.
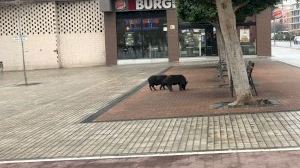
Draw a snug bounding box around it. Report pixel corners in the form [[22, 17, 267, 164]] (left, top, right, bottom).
[[104, 12, 118, 65], [256, 8, 272, 56], [167, 9, 180, 62]]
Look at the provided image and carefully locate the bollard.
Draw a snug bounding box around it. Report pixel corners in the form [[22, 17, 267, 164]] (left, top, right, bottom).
[[0, 61, 3, 72]]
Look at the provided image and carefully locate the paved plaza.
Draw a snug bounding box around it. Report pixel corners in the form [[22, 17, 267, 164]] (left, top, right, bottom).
[[1, 56, 300, 162], [96, 61, 300, 122], [272, 40, 300, 49]]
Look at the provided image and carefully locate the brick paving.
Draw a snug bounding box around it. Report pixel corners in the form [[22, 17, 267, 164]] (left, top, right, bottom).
[[96, 61, 300, 122], [1, 60, 300, 161]]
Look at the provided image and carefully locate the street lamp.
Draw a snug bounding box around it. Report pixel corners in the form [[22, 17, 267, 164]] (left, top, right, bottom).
[[16, 0, 28, 85], [273, 19, 276, 45]]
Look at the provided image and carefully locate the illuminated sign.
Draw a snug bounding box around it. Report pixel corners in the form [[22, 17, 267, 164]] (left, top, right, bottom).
[[240, 29, 250, 43], [272, 8, 283, 19], [136, 0, 176, 10], [115, 0, 176, 11], [115, 0, 126, 10]]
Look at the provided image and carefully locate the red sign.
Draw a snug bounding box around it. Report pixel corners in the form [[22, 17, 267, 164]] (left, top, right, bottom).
[[273, 8, 282, 19], [118, 0, 175, 11], [115, 0, 126, 10]]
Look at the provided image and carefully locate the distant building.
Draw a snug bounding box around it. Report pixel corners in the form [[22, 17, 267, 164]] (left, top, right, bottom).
[[0, 0, 272, 71], [290, 3, 300, 34], [276, 0, 300, 34]]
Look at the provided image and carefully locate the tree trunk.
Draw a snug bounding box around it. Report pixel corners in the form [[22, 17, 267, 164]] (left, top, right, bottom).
[[215, 23, 232, 86], [216, 0, 253, 105], [215, 24, 225, 62]]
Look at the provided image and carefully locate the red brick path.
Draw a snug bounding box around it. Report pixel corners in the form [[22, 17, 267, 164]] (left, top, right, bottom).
[[96, 61, 300, 122]]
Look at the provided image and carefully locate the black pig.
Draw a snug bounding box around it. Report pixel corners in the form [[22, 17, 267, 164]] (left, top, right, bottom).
[[162, 75, 187, 91], [148, 75, 167, 91]]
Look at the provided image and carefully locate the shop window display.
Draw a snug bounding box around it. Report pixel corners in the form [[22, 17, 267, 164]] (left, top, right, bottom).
[[179, 27, 217, 57], [239, 26, 257, 55], [116, 11, 168, 59]]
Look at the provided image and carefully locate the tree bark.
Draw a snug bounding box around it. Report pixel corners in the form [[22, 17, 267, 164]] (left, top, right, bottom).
[[215, 24, 226, 62], [215, 24, 226, 81], [215, 0, 253, 105], [215, 23, 231, 86]]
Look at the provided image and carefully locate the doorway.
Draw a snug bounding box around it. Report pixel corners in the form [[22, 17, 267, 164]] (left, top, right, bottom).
[[179, 23, 217, 57], [116, 11, 168, 60]]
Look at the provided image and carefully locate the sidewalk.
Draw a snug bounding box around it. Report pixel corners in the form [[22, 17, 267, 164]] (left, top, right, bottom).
[[95, 61, 300, 122], [0, 64, 169, 160], [2, 150, 300, 168], [272, 40, 300, 49], [1, 59, 300, 162], [272, 46, 300, 67]]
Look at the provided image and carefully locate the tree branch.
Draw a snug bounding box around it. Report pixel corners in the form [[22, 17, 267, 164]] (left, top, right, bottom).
[[234, 0, 250, 12], [208, 21, 217, 27]]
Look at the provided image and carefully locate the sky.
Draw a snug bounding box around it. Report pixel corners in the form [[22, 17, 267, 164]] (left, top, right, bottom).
[[281, 0, 298, 5]]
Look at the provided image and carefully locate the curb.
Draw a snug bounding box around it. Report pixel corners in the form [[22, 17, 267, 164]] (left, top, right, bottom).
[[81, 67, 172, 123]]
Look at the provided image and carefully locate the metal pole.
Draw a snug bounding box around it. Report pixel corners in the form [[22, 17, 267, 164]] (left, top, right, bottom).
[[53, 2, 63, 68], [290, 31, 292, 47], [273, 19, 276, 46], [17, 3, 28, 85], [199, 34, 202, 57]]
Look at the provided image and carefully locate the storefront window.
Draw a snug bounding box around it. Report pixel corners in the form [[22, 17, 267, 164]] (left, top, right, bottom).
[[179, 22, 256, 57], [179, 23, 217, 57], [238, 25, 257, 55], [180, 29, 203, 57], [116, 11, 168, 59]]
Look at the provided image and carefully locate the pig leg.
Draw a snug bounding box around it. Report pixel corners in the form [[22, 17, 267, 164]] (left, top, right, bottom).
[[167, 85, 173, 91], [149, 85, 153, 91]]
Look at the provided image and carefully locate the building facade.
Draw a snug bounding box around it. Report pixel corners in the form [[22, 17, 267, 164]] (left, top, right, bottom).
[[274, 0, 300, 35], [288, 2, 300, 34], [0, 0, 272, 71]]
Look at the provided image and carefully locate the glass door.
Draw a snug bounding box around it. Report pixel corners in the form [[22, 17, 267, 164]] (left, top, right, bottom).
[[117, 11, 168, 59], [117, 17, 143, 59], [141, 17, 168, 59], [180, 29, 205, 57], [179, 23, 218, 57]]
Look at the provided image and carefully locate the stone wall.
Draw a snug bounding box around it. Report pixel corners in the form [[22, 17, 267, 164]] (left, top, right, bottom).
[[0, 0, 106, 71]]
